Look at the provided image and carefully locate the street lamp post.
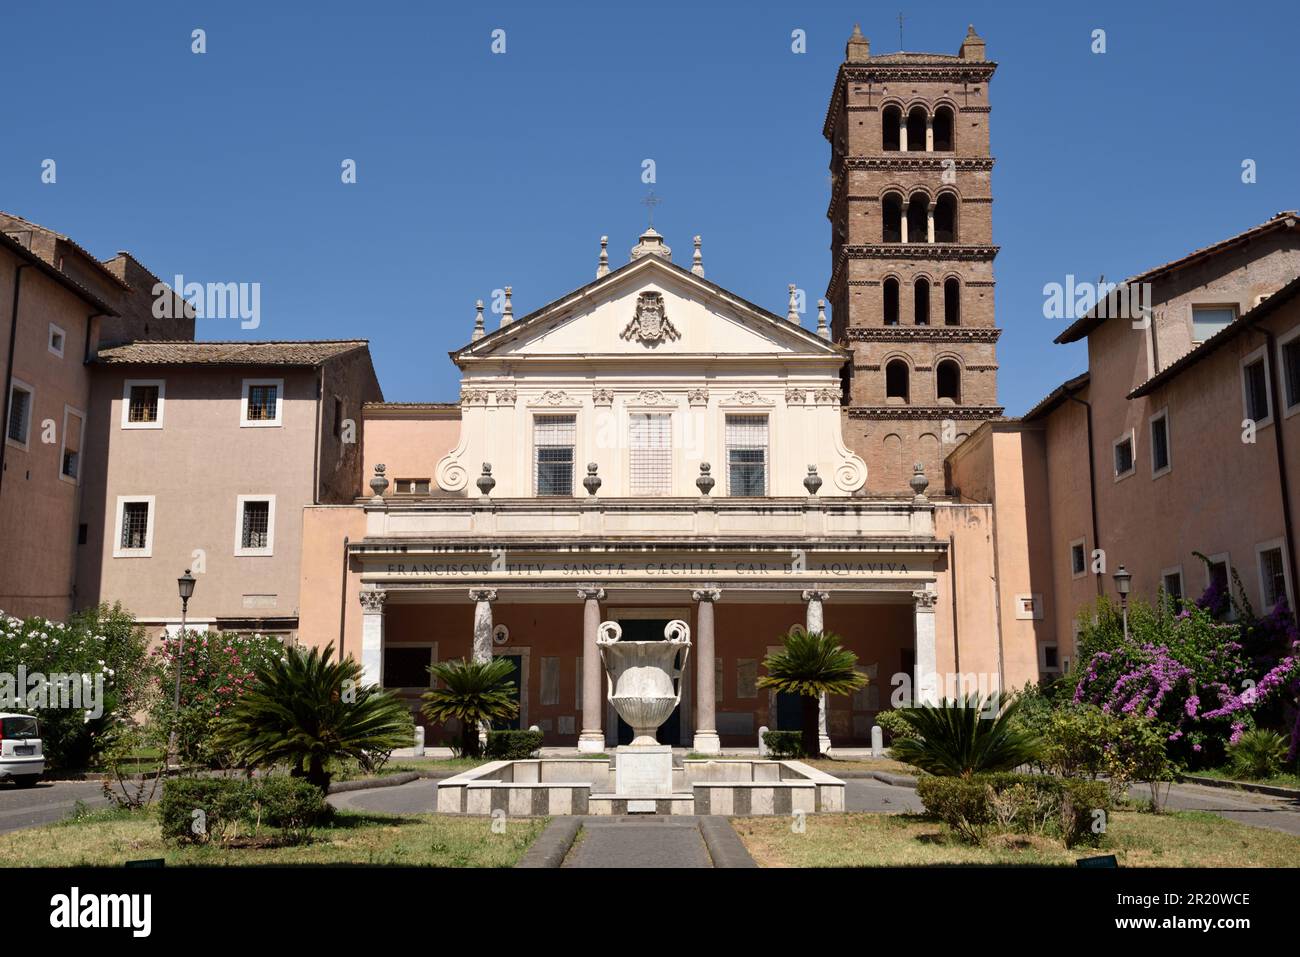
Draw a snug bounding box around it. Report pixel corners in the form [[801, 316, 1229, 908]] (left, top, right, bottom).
[[1113, 564, 1132, 641], [167, 569, 197, 767]]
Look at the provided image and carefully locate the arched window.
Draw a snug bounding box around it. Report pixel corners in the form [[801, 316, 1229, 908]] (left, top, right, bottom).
[[883, 277, 900, 326], [882, 105, 901, 151], [882, 192, 903, 243], [886, 359, 909, 402], [934, 193, 957, 243], [932, 106, 954, 151], [914, 278, 930, 325], [906, 193, 928, 244], [937, 359, 961, 403], [944, 277, 960, 325], [906, 106, 927, 152]]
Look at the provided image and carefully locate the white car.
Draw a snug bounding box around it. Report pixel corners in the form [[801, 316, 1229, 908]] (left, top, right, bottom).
[[0, 714, 44, 787]]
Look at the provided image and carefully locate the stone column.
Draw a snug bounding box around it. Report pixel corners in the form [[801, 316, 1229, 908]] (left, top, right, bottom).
[[900, 211, 909, 245], [913, 588, 939, 705], [691, 588, 721, 754], [469, 588, 497, 747], [359, 589, 387, 688], [927, 203, 935, 244], [469, 588, 498, 663], [925, 114, 934, 152], [577, 587, 606, 753], [802, 590, 832, 754], [899, 114, 908, 152]]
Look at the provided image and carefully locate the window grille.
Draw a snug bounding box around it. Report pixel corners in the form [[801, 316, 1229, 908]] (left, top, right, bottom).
[[629, 413, 672, 495], [726, 415, 767, 495], [241, 501, 270, 549], [247, 384, 278, 421], [128, 385, 159, 423], [121, 502, 150, 549], [7, 388, 30, 442], [535, 415, 576, 495]]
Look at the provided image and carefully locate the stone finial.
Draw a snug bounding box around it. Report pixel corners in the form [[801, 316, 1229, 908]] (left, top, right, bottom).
[[583, 462, 602, 496], [787, 283, 800, 323], [691, 235, 704, 276], [630, 226, 672, 262], [804, 465, 823, 496], [846, 23, 870, 62], [959, 24, 986, 60], [696, 462, 715, 496], [597, 236, 609, 278], [476, 462, 496, 497], [909, 462, 930, 503], [369, 463, 389, 502], [816, 299, 829, 340], [471, 299, 485, 341], [501, 286, 513, 326]]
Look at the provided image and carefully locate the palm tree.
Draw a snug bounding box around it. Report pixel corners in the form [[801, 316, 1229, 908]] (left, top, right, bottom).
[[421, 658, 520, 758], [756, 629, 867, 758], [214, 643, 413, 791], [889, 692, 1042, 777]]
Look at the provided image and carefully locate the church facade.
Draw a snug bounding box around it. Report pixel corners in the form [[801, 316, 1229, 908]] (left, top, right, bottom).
[[295, 27, 1046, 752]]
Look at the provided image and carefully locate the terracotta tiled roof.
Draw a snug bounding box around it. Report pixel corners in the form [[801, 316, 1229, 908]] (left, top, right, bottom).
[[94, 340, 368, 366], [0, 210, 133, 290], [1127, 273, 1300, 399], [0, 231, 118, 316], [1020, 372, 1090, 422], [1055, 211, 1300, 344]]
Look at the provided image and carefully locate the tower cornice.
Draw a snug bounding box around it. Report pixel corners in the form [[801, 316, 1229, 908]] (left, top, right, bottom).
[[846, 327, 1001, 343], [827, 245, 999, 295]]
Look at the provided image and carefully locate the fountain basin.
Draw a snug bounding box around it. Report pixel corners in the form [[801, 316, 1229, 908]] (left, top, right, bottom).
[[435, 757, 846, 816]]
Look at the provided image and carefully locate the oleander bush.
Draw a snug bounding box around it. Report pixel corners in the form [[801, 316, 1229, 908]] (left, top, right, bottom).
[[484, 729, 544, 760]]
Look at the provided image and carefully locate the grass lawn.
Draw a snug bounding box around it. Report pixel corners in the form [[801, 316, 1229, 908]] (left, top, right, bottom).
[[0, 806, 545, 867], [1187, 767, 1300, 791], [732, 809, 1300, 867]]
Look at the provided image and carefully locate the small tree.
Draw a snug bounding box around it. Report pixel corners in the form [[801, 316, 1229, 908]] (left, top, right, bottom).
[[421, 658, 520, 758], [757, 629, 867, 759], [890, 693, 1042, 778], [214, 643, 413, 791]]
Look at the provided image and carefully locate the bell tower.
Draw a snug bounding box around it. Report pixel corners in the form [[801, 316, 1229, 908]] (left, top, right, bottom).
[[825, 24, 1003, 493]]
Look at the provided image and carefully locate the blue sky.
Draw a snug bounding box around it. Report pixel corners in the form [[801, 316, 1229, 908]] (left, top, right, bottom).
[[5, 0, 1297, 413]]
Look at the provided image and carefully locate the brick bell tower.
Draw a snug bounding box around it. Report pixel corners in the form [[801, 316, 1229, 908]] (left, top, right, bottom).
[[825, 24, 1003, 495]]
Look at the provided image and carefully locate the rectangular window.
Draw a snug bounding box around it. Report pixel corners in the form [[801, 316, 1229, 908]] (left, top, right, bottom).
[[1113, 432, 1134, 479], [60, 407, 84, 483], [629, 413, 672, 495], [726, 414, 768, 495], [1242, 357, 1270, 424], [1192, 305, 1235, 343], [393, 478, 431, 495], [1150, 412, 1170, 475], [1208, 557, 1230, 593], [48, 323, 65, 358], [241, 378, 284, 427], [1259, 546, 1288, 610], [1043, 645, 1060, 670], [7, 382, 32, 446], [122, 379, 165, 428], [1162, 571, 1183, 601], [1071, 541, 1087, 576], [117, 499, 153, 555], [383, 646, 434, 690], [235, 496, 275, 555], [333, 397, 344, 438], [1284, 337, 1300, 412], [534, 415, 575, 495]]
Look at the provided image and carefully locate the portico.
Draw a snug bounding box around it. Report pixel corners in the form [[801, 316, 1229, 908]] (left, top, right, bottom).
[[353, 495, 943, 751]]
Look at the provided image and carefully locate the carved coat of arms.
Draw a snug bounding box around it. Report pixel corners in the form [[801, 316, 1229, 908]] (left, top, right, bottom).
[[621, 292, 680, 345]]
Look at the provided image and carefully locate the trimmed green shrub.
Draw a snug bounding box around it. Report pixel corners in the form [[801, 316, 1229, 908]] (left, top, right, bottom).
[[484, 729, 543, 760], [1229, 729, 1289, 780], [916, 772, 1111, 848], [763, 730, 805, 759], [252, 776, 331, 843], [159, 778, 255, 845], [873, 709, 915, 744]]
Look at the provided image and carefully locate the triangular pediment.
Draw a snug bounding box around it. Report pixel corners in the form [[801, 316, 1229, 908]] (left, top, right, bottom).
[[453, 256, 844, 364]]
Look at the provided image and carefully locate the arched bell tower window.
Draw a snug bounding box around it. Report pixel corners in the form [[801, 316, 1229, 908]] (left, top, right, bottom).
[[882, 105, 902, 151], [886, 359, 910, 402], [936, 359, 962, 403], [883, 277, 900, 326], [934, 193, 957, 243], [914, 278, 930, 326], [906, 106, 927, 152], [944, 277, 961, 325], [906, 193, 928, 244], [932, 106, 954, 151], [882, 192, 903, 243]]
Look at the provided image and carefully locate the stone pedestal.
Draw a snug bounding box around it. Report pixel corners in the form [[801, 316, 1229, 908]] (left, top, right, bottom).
[[614, 745, 674, 797]]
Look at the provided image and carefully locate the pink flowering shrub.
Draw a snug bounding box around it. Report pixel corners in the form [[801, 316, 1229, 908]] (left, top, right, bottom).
[[148, 630, 286, 765], [1070, 594, 1300, 769]]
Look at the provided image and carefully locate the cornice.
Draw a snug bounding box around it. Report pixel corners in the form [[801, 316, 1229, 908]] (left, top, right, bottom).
[[846, 327, 1002, 343], [846, 405, 1004, 420]]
